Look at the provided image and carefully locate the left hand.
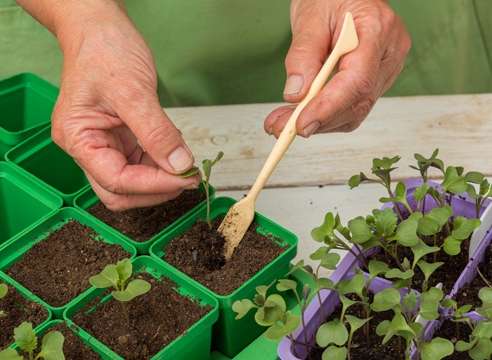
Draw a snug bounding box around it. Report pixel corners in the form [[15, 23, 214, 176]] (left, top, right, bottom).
[[264, 0, 411, 138]]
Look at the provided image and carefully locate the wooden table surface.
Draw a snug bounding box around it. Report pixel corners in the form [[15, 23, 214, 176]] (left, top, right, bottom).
[[169, 94, 492, 269]]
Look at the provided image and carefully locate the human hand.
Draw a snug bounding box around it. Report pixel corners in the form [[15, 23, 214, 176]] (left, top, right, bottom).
[[50, 1, 199, 211], [265, 0, 411, 137]]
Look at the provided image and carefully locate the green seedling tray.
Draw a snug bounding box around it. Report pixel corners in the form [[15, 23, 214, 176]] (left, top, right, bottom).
[[64, 256, 220, 360], [0, 271, 53, 350], [0, 161, 62, 249], [0, 73, 58, 158], [6, 126, 89, 204], [74, 183, 215, 254], [149, 197, 298, 358], [0, 207, 137, 318]]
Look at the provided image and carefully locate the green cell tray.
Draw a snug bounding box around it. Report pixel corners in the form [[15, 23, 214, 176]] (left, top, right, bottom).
[[149, 197, 298, 358], [6, 126, 89, 204], [0, 161, 62, 249], [0, 207, 137, 318], [64, 256, 220, 360], [74, 183, 215, 254], [0, 73, 58, 158]]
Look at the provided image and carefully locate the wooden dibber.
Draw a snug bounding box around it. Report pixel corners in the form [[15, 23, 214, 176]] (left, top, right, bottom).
[[219, 12, 360, 260]]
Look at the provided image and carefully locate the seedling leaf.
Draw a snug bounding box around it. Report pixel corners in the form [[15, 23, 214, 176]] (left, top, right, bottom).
[[232, 299, 256, 319], [316, 319, 348, 347], [0, 283, 7, 299], [38, 331, 65, 360], [348, 217, 372, 244], [276, 279, 297, 292], [112, 279, 151, 302], [321, 345, 347, 360], [89, 264, 119, 289], [0, 349, 22, 360], [14, 322, 37, 354], [394, 213, 422, 247], [371, 288, 401, 312], [420, 287, 443, 320], [346, 315, 371, 334], [421, 337, 454, 360]]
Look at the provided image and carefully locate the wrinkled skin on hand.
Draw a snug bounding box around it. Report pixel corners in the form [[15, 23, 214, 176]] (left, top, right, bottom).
[[265, 0, 411, 137]]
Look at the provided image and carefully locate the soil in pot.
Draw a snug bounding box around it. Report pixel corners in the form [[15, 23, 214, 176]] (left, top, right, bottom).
[[307, 297, 403, 360], [456, 242, 492, 307], [89, 189, 205, 242], [370, 235, 471, 294], [0, 285, 48, 348], [432, 319, 472, 360], [164, 218, 284, 295], [74, 274, 210, 360], [6, 220, 129, 307], [51, 323, 100, 359]]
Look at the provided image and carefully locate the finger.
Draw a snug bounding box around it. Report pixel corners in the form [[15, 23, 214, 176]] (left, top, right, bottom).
[[283, 11, 330, 103], [264, 105, 295, 136], [86, 173, 183, 211], [111, 88, 195, 175], [69, 128, 200, 195], [295, 31, 384, 138]]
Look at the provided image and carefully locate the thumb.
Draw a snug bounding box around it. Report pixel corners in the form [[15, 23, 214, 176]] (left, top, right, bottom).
[[117, 94, 194, 175], [283, 18, 330, 103]]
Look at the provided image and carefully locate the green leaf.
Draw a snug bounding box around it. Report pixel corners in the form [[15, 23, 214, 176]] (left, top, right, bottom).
[[316, 319, 348, 347], [442, 166, 467, 194], [309, 246, 329, 260], [232, 299, 256, 320], [402, 291, 418, 313], [346, 315, 371, 334], [373, 156, 401, 171], [311, 213, 336, 242], [320, 253, 341, 270], [474, 321, 492, 338], [255, 294, 286, 326], [348, 173, 367, 189], [411, 240, 440, 268], [264, 311, 300, 340], [0, 283, 7, 299], [421, 337, 454, 360], [317, 278, 335, 290], [115, 259, 132, 285], [480, 179, 492, 196], [368, 260, 390, 278], [469, 338, 492, 360], [420, 287, 444, 320], [336, 273, 365, 297], [466, 171, 485, 184], [395, 182, 406, 199], [376, 320, 390, 337], [452, 217, 481, 240], [371, 288, 401, 312], [418, 206, 452, 236], [479, 287, 492, 306], [321, 345, 347, 360], [443, 235, 462, 256], [89, 264, 119, 289], [382, 311, 415, 345], [38, 331, 65, 360], [0, 349, 22, 360], [385, 268, 414, 280], [455, 339, 476, 352], [414, 183, 431, 202], [394, 213, 422, 247], [417, 260, 444, 283], [112, 279, 151, 302], [276, 279, 297, 292], [348, 217, 372, 244], [178, 166, 200, 178], [373, 208, 398, 237], [14, 322, 37, 353]]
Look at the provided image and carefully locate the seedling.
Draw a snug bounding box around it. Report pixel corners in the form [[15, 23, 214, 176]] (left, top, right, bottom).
[[0, 321, 64, 360], [0, 282, 8, 318], [179, 151, 224, 228]]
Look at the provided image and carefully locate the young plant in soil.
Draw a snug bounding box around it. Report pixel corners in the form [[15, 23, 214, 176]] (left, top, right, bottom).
[[0, 322, 64, 360], [180, 151, 224, 228], [0, 282, 7, 318]]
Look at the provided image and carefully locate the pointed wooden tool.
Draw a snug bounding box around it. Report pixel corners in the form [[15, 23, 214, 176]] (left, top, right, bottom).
[[220, 12, 360, 260]]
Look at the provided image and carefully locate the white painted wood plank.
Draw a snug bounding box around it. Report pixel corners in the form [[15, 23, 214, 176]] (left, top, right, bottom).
[[168, 94, 492, 190]]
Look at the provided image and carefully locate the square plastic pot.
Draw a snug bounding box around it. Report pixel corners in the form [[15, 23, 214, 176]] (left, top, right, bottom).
[[64, 256, 219, 360], [0, 273, 52, 349], [6, 126, 88, 204], [0, 207, 137, 318], [0, 73, 58, 157], [74, 183, 215, 255], [0, 161, 62, 249], [149, 197, 298, 358]]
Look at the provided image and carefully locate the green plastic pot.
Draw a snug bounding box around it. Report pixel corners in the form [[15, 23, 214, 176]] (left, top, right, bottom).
[[0, 161, 62, 249], [74, 183, 215, 255], [0, 73, 58, 158], [0, 207, 137, 318], [149, 197, 298, 358], [0, 272, 52, 350], [64, 256, 219, 360], [5, 126, 88, 204]]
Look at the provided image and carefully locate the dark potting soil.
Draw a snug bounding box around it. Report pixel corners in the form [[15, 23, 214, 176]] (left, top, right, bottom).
[[456, 242, 492, 307], [433, 319, 472, 359], [6, 220, 129, 307], [370, 237, 471, 294], [74, 274, 209, 360], [89, 189, 205, 242], [164, 218, 285, 295], [0, 285, 48, 349], [50, 323, 100, 359], [308, 300, 404, 360]]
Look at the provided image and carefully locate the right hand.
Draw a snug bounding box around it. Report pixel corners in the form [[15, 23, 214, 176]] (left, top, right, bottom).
[[51, 1, 199, 211]]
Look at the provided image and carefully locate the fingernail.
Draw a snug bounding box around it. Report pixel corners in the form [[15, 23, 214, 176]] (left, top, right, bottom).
[[283, 74, 304, 95], [168, 146, 193, 172], [302, 122, 320, 137], [184, 182, 199, 190]]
